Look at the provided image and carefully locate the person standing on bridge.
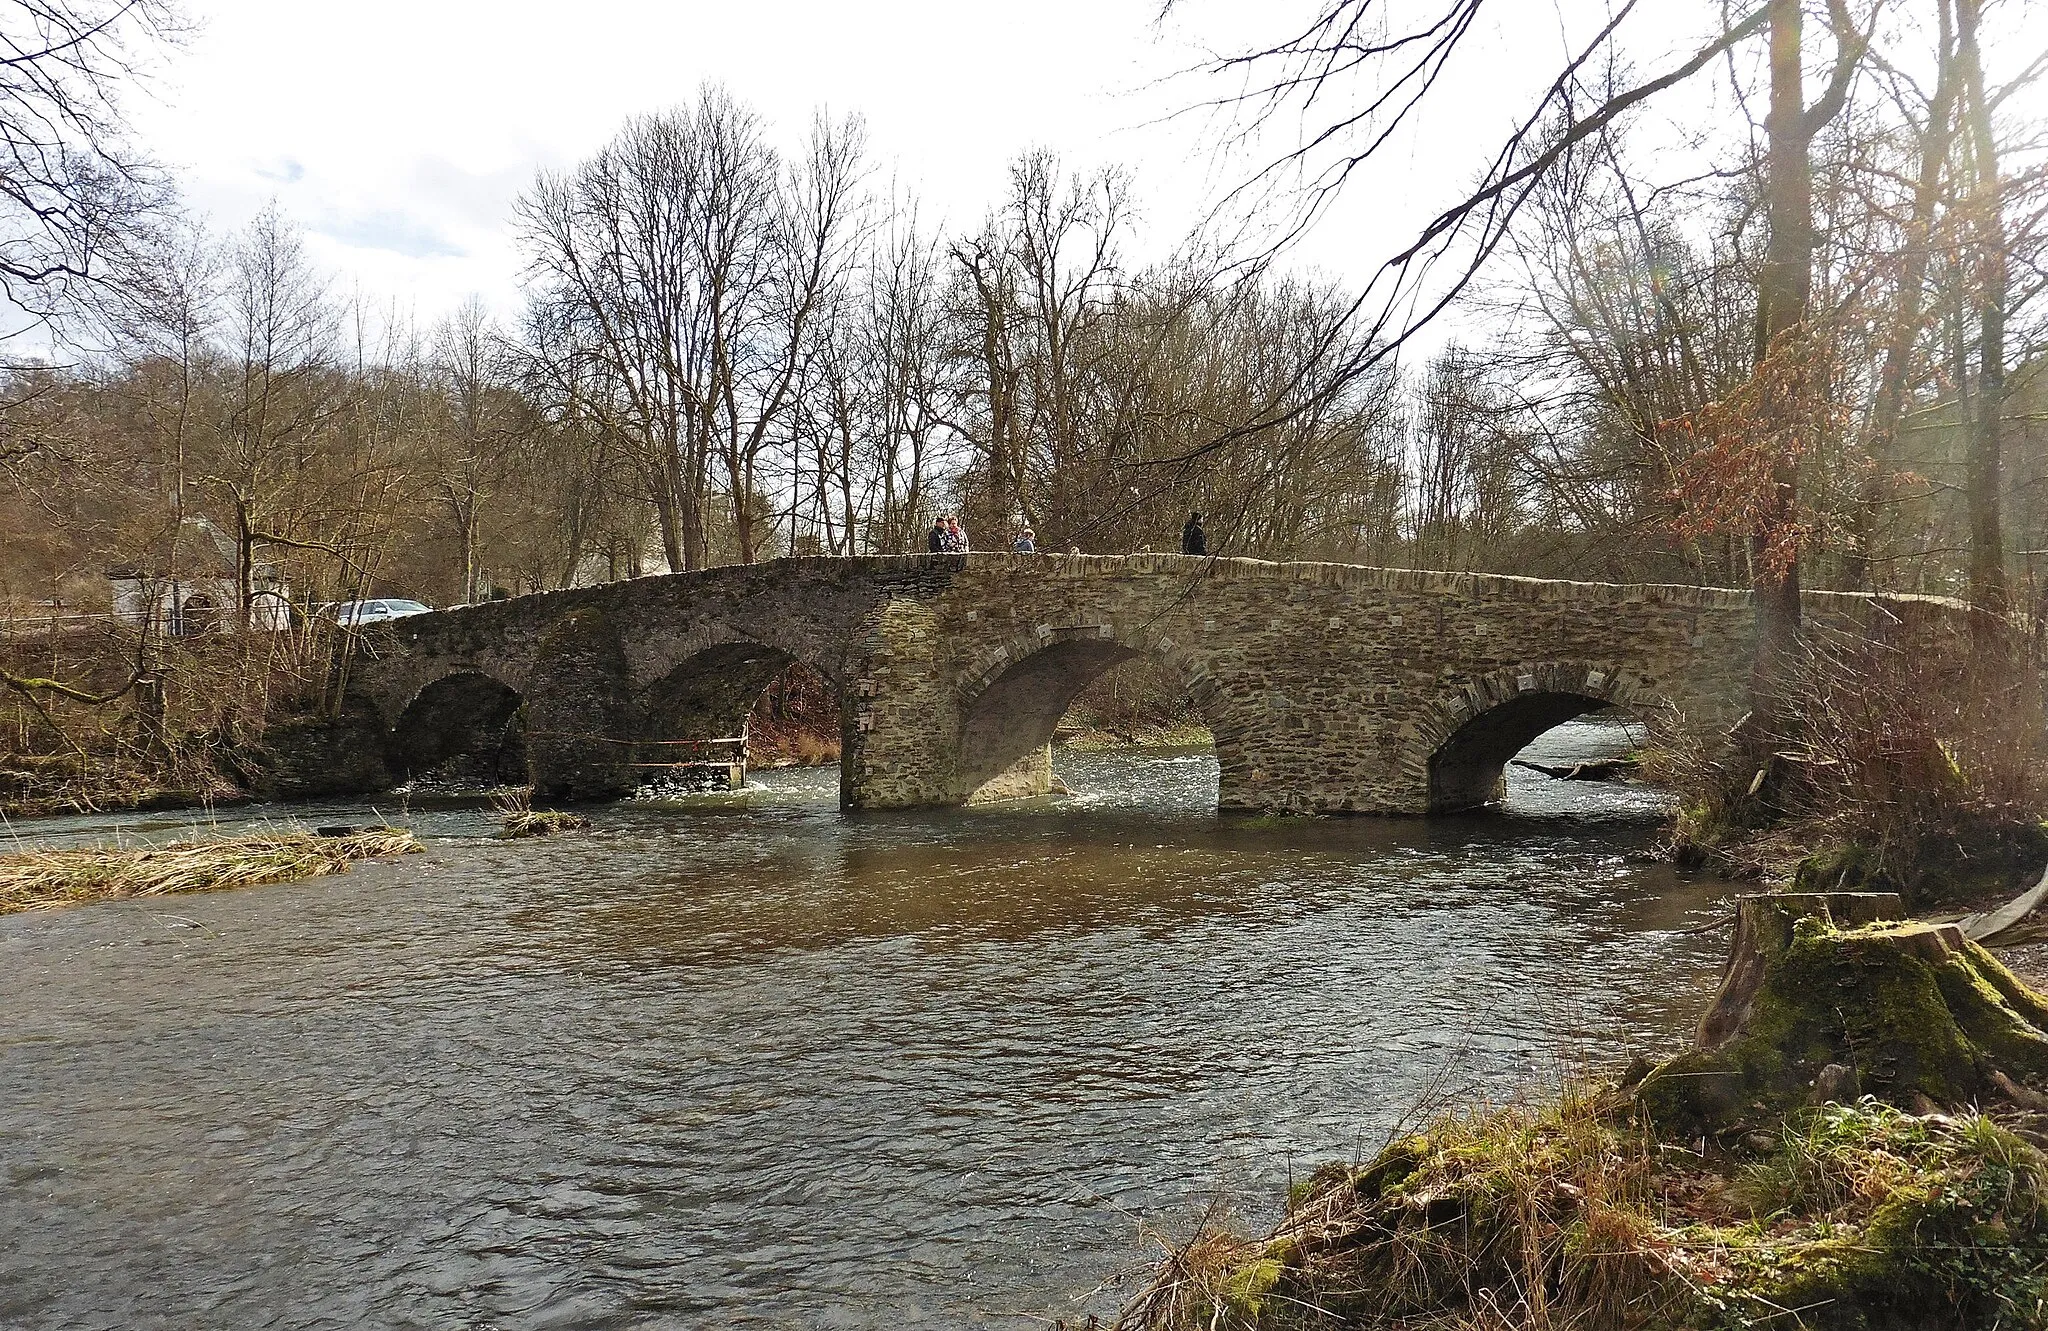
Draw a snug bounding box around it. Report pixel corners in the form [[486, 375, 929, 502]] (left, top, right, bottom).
[[944, 516, 970, 552], [927, 516, 947, 553], [1012, 527, 1036, 553], [1181, 511, 1207, 556]]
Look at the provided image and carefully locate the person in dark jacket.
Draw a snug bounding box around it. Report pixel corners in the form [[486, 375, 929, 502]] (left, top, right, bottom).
[[1181, 511, 1207, 556], [927, 517, 947, 553]]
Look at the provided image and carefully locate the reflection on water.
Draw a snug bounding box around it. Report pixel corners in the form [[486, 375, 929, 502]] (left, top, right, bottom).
[[0, 720, 1734, 1329]]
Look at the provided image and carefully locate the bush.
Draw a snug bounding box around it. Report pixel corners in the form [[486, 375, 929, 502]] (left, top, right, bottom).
[[1664, 614, 2048, 900]]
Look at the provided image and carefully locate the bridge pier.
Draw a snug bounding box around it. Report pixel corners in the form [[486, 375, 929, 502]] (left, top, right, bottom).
[[525, 608, 638, 802]]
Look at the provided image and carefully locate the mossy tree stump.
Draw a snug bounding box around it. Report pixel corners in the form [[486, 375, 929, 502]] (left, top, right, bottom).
[[1637, 892, 2048, 1136]]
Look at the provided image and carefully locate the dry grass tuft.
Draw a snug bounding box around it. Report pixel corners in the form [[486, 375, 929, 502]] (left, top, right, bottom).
[[500, 809, 590, 838], [0, 826, 421, 914]]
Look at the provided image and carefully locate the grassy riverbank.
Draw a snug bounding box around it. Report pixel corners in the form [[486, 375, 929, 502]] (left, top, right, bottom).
[[0, 827, 421, 914], [1117, 902, 2048, 1330], [1126, 1091, 2048, 1331]]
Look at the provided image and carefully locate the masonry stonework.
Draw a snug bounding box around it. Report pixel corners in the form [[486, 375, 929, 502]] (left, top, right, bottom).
[[342, 553, 1976, 814]]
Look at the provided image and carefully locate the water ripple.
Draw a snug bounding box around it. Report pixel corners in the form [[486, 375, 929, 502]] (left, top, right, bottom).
[[0, 724, 1735, 1329]]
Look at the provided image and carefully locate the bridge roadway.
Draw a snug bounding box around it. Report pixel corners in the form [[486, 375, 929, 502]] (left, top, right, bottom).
[[328, 552, 1973, 815]]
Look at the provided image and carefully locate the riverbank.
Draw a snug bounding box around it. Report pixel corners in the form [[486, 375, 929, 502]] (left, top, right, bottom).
[[0, 751, 252, 819], [1127, 1090, 2048, 1330], [1130, 896, 2048, 1318], [0, 827, 420, 914], [1055, 719, 1214, 751], [1118, 896, 2048, 1330]]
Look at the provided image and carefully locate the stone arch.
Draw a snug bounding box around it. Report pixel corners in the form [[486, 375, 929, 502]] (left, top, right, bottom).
[[638, 638, 834, 748], [389, 670, 526, 785], [629, 629, 848, 787], [1408, 662, 1665, 813], [952, 624, 1220, 802]]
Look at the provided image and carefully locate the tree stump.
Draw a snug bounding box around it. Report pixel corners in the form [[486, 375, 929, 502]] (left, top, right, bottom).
[[1636, 891, 2048, 1136]]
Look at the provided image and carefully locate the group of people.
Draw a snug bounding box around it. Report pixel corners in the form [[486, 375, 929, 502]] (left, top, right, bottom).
[[923, 510, 1207, 557], [926, 514, 972, 552], [925, 515, 1041, 552]]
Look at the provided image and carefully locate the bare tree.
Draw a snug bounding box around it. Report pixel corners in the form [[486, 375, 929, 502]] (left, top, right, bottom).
[[518, 88, 867, 570], [1848, 0, 1958, 591], [427, 296, 520, 604], [202, 204, 344, 624], [1954, 0, 2008, 619], [722, 109, 866, 561], [0, 0, 181, 341]]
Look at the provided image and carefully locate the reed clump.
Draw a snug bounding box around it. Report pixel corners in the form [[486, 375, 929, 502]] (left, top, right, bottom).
[[490, 786, 589, 838], [0, 827, 421, 914], [500, 809, 590, 838]]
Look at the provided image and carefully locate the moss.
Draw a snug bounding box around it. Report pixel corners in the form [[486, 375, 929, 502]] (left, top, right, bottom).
[[1698, 1105, 2048, 1329], [1129, 1100, 2048, 1331], [1218, 1256, 1285, 1317], [1349, 1133, 1431, 1199], [1792, 840, 1886, 893], [1638, 915, 2048, 1138]]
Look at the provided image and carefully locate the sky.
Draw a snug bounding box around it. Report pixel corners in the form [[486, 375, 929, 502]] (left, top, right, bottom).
[[117, 0, 2044, 339]]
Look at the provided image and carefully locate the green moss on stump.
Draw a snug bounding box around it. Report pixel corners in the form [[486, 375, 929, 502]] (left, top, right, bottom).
[[1636, 895, 2048, 1138]]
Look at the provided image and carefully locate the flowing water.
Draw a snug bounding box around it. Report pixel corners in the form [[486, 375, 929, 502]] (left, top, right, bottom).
[[1, 720, 1737, 1329]]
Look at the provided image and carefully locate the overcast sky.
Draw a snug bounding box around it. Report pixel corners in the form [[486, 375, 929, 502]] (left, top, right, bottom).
[[120, 1, 2037, 338]]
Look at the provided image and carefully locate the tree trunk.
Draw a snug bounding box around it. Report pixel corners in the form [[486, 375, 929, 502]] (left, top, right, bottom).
[[459, 503, 479, 604], [1747, 0, 1814, 736], [1957, 0, 2008, 621], [234, 499, 257, 634], [652, 492, 683, 575], [1638, 891, 2048, 1135], [1849, 4, 1956, 591]]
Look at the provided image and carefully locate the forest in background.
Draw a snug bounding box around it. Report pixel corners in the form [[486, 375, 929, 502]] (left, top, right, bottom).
[[1, 2, 2042, 624]]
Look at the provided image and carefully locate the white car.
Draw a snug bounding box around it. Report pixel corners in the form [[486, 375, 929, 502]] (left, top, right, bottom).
[[325, 598, 433, 627]]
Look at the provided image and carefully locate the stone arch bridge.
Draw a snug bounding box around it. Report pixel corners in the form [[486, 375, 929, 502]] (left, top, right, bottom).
[[332, 553, 1973, 815]]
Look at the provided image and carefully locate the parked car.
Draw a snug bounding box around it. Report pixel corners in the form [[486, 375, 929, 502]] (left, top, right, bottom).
[[322, 598, 433, 627]]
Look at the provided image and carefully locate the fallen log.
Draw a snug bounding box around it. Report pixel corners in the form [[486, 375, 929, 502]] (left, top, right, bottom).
[[1508, 756, 1640, 781], [1962, 859, 2048, 941]]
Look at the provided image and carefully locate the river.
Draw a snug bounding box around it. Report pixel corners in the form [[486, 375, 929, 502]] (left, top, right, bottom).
[[1, 719, 1736, 1329]]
